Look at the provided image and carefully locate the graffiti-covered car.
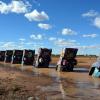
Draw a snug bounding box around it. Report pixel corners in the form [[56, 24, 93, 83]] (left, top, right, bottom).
[[12, 50, 23, 64], [23, 50, 35, 65], [36, 48, 52, 68], [5, 50, 13, 63], [56, 48, 78, 71], [0, 51, 5, 61], [89, 56, 100, 77]]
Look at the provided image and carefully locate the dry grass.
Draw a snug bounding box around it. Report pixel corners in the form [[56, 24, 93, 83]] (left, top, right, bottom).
[[51, 56, 97, 68]]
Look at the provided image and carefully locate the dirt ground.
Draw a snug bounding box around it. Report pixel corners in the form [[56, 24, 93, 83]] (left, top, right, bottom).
[[0, 64, 54, 100], [0, 56, 100, 100]]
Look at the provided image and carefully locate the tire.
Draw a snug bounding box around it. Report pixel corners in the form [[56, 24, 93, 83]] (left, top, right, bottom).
[[66, 63, 74, 72], [70, 65, 74, 71], [44, 62, 49, 68], [56, 65, 58, 70], [89, 67, 95, 75]]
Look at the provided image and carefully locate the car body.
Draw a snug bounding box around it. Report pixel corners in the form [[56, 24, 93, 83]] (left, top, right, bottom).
[[36, 48, 52, 68], [0, 51, 5, 62], [56, 48, 78, 71], [5, 50, 13, 63], [89, 56, 100, 77], [12, 50, 23, 64], [23, 49, 35, 65]]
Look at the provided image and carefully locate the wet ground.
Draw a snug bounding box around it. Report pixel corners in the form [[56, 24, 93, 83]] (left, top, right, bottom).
[[0, 62, 100, 100]]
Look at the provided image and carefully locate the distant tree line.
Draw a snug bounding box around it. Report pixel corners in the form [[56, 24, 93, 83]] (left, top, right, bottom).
[[77, 54, 97, 57], [51, 54, 60, 57], [51, 54, 97, 57]]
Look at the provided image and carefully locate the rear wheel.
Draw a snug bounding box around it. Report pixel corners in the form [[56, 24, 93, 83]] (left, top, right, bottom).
[[44, 63, 49, 68], [70, 66, 74, 71], [64, 63, 74, 72]]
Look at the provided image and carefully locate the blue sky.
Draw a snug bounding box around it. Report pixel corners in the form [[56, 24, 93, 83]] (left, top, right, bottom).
[[0, 0, 100, 55]]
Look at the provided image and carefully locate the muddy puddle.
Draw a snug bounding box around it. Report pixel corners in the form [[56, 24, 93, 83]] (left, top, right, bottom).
[[0, 62, 100, 100]]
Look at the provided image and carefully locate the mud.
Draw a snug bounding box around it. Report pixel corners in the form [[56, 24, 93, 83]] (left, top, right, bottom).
[[0, 62, 100, 100]]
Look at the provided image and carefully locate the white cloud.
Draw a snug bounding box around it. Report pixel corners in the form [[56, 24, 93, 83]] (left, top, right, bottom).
[[48, 37, 78, 47], [78, 45, 100, 50], [1, 42, 16, 49], [0, 41, 44, 50], [82, 34, 97, 38], [49, 37, 56, 41], [38, 23, 52, 30], [62, 28, 77, 35], [0, 0, 31, 14], [82, 10, 98, 17], [19, 38, 25, 41], [57, 38, 65, 43], [0, 41, 25, 50], [54, 38, 77, 47], [0, 1, 10, 14], [30, 34, 42, 40], [24, 9, 49, 21], [11, 0, 31, 14], [26, 42, 34, 45], [82, 10, 100, 29], [93, 17, 100, 28]]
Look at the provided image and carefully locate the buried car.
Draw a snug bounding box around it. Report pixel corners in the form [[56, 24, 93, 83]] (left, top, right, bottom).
[[0, 51, 5, 62], [12, 50, 23, 64], [89, 56, 100, 77], [23, 50, 35, 65], [56, 48, 78, 71], [35, 48, 52, 68], [5, 50, 13, 63]]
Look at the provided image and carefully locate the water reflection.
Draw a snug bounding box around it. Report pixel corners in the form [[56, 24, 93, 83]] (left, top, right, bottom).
[[92, 78, 100, 89], [0, 62, 100, 100], [48, 69, 66, 99]]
